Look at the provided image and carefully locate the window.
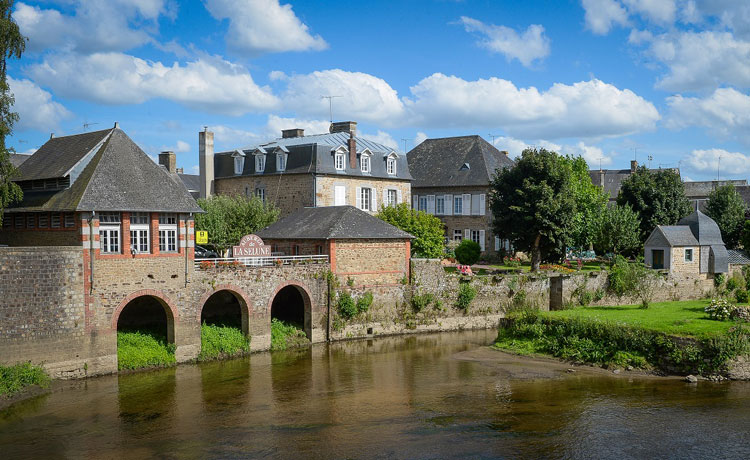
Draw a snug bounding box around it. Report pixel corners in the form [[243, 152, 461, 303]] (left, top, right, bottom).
[[14, 214, 23, 229], [51, 214, 61, 229], [685, 248, 694, 262], [471, 194, 480, 215], [387, 157, 397, 175], [360, 187, 372, 211], [234, 156, 244, 175], [99, 212, 121, 254], [453, 229, 463, 241], [316, 245, 324, 255], [255, 154, 266, 173], [38, 213, 48, 228], [436, 196, 445, 215], [471, 230, 481, 244], [64, 213, 75, 228], [387, 189, 398, 207], [334, 185, 346, 205], [361, 154, 370, 173], [26, 214, 36, 229], [419, 196, 428, 211], [255, 187, 266, 203], [129, 212, 150, 254], [454, 196, 463, 215], [293, 245, 300, 256], [159, 213, 177, 253], [335, 152, 345, 170], [277, 153, 286, 171]]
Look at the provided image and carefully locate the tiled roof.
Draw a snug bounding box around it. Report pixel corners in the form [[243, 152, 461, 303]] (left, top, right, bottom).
[[728, 249, 750, 265], [658, 226, 699, 246], [683, 180, 747, 198], [677, 210, 724, 245], [9, 153, 31, 167], [16, 129, 112, 181]]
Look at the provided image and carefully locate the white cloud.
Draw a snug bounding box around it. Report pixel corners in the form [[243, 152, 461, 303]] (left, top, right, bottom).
[[493, 135, 613, 166], [280, 69, 405, 124], [414, 132, 428, 146], [684, 148, 750, 176], [581, 0, 628, 34], [360, 130, 398, 150], [204, 0, 327, 55], [622, 0, 676, 24], [263, 115, 330, 138], [209, 125, 263, 151], [405, 74, 659, 139], [28, 52, 279, 115], [493, 136, 529, 158], [459, 17, 550, 67], [8, 77, 72, 132], [160, 140, 190, 153], [13, 1, 171, 53], [666, 88, 750, 145]]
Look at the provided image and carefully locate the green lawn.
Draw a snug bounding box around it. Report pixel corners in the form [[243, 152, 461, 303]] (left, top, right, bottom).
[[545, 300, 740, 338]]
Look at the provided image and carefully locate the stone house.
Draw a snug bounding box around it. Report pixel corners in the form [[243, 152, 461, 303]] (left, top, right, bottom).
[[256, 205, 413, 286], [199, 121, 412, 217], [644, 210, 728, 276], [406, 135, 515, 256]]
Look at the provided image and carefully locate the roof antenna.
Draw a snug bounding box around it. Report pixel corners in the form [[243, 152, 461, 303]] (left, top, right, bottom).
[[488, 134, 499, 144], [401, 138, 409, 154], [82, 121, 98, 132], [321, 95, 342, 122]]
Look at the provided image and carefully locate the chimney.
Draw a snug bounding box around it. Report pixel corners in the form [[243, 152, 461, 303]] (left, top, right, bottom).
[[348, 133, 357, 169], [176, 167, 184, 174], [199, 127, 214, 199], [282, 128, 304, 138], [49, 133, 55, 139], [631, 160, 638, 173], [499, 150, 509, 156], [159, 151, 176, 173], [114, 121, 119, 129], [330, 121, 357, 135]]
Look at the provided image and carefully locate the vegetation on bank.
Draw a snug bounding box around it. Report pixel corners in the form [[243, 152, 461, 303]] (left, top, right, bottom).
[[117, 330, 176, 370], [270, 318, 308, 351], [199, 323, 250, 360], [0, 362, 50, 397]]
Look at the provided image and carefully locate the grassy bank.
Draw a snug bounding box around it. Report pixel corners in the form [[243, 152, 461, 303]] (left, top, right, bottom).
[[0, 362, 50, 397], [270, 318, 308, 351], [495, 307, 750, 375], [117, 330, 176, 370], [199, 323, 250, 360]]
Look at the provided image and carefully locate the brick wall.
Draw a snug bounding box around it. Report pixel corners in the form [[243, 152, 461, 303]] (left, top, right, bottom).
[[670, 246, 700, 275], [214, 174, 314, 217], [332, 238, 409, 286], [316, 176, 411, 213]]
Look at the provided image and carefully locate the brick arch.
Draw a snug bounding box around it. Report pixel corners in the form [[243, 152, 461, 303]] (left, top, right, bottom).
[[268, 281, 314, 340], [112, 289, 179, 343], [197, 284, 254, 336]]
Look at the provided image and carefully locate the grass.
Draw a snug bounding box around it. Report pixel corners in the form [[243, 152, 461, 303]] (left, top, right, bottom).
[[117, 330, 176, 370], [270, 318, 308, 351], [0, 362, 50, 397], [199, 323, 250, 360]]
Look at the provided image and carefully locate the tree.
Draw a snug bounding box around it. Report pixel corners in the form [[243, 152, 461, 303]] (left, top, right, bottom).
[[0, 1, 25, 228], [491, 148, 576, 271], [194, 195, 279, 255], [705, 184, 746, 248], [593, 204, 642, 257], [376, 203, 444, 258], [616, 166, 691, 241], [454, 239, 481, 265], [565, 155, 609, 251], [740, 220, 750, 251]]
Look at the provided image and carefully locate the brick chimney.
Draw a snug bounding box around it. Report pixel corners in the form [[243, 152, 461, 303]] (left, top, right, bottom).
[[159, 151, 176, 173], [330, 121, 357, 135], [282, 128, 304, 138], [499, 150, 509, 156], [199, 128, 214, 199], [631, 160, 638, 173], [348, 134, 357, 169]]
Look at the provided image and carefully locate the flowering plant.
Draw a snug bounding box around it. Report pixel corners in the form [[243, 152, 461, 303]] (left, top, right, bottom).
[[199, 260, 214, 270], [540, 264, 575, 274], [457, 264, 473, 276], [503, 256, 521, 268], [705, 298, 736, 321]]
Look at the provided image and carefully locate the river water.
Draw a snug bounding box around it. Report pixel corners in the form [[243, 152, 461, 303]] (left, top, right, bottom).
[[1, 330, 749, 459]]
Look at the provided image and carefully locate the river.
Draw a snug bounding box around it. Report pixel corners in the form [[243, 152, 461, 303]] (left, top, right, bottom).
[[1, 330, 749, 459]]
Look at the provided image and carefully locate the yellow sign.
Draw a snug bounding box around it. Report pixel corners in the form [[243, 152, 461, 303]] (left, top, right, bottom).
[[196, 231, 208, 245]]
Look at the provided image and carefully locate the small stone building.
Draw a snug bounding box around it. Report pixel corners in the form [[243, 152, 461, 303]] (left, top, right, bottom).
[[644, 210, 728, 276], [256, 206, 413, 286]]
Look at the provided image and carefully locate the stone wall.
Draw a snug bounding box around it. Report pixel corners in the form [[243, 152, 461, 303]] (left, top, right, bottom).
[[671, 246, 700, 276], [315, 175, 411, 213], [214, 173, 314, 217], [333, 238, 409, 286]]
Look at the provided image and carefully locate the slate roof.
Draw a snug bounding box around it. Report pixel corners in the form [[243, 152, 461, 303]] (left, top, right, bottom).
[[589, 167, 680, 200], [683, 180, 747, 198], [256, 206, 413, 240], [7, 127, 203, 214], [677, 210, 724, 245], [728, 249, 750, 265], [656, 226, 699, 246], [9, 153, 31, 167], [178, 173, 200, 199]]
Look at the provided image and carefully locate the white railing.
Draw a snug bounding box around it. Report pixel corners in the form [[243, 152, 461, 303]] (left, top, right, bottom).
[[195, 254, 329, 270]]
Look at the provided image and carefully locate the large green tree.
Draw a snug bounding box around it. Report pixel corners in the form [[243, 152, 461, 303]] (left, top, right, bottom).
[[195, 195, 280, 255], [593, 204, 642, 256], [376, 202, 444, 258], [704, 184, 746, 248], [616, 166, 691, 241], [565, 155, 609, 251], [490, 148, 576, 271], [0, 0, 25, 228]]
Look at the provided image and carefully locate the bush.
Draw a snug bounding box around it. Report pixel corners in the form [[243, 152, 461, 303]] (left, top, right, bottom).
[[411, 292, 435, 312], [727, 276, 740, 292], [337, 291, 357, 319], [0, 362, 50, 397], [117, 330, 176, 370], [714, 273, 726, 289], [456, 282, 476, 310], [455, 239, 481, 265], [199, 323, 250, 360], [356, 291, 373, 314], [376, 203, 445, 258], [705, 298, 736, 321], [270, 318, 308, 351], [736, 289, 749, 304], [607, 256, 657, 307]]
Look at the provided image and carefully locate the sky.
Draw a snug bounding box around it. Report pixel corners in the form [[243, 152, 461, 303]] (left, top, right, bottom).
[[6, 0, 750, 181]]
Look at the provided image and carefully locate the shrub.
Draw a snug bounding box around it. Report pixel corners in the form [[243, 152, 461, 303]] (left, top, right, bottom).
[[376, 203, 445, 258], [411, 292, 435, 312], [270, 318, 308, 351], [455, 239, 481, 265], [705, 298, 736, 321], [503, 256, 521, 268], [607, 255, 657, 307], [356, 291, 374, 314], [337, 291, 357, 319], [714, 273, 726, 289], [0, 362, 50, 396], [736, 289, 749, 304], [444, 240, 459, 260], [727, 276, 740, 292], [456, 282, 476, 310], [199, 323, 250, 360], [117, 330, 176, 370]]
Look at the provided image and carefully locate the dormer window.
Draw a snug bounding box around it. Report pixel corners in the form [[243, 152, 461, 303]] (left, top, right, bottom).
[[387, 154, 397, 175], [361, 152, 371, 173], [234, 156, 244, 175], [276, 152, 287, 171], [255, 154, 266, 173], [335, 152, 345, 170]]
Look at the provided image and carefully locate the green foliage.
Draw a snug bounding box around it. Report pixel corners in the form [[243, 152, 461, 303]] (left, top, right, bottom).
[[337, 291, 357, 319], [705, 298, 736, 321], [593, 204, 642, 256], [616, 166, 692, 241], [705, 185, 747, 249], [117, 331, 176, 370], [726, 276, 740, 292], [199, 323, 250, 360], [194, 195, 280, 253], [0, 362, 49, 397], [376, 203, 444, 258], [714, 273, 725, 289], [411, 291, 435, 312], [456, 282, 476, 310], [565, 155, 609, 251], [356, 291, 373, 314], [491, 148, 576, 270], [454, 239, 481, 265], [270, 318, 308, 351], [736, 289, 749, 304], [607, 256, 658, 308], [740, 221, 750, 252]]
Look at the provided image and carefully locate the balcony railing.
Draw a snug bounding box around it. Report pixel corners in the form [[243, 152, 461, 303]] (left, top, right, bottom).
[[195, 254, 329, 270]]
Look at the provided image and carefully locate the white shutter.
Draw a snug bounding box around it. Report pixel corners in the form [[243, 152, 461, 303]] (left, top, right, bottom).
[[464, 229, 470, 240], [397, 189, 403, 204], [463, 194, 471, 216], [445, 195, 453, 216], [335, 185, 346, 205], [371, 188, 377, 211], [495, 236, 500, 251], [412, 194, 418, 210], [479, 194, 486, 216], [383, 189, 388, 207], [356, 187, 362, 209], [427, 195, 435, 214], [479, 230, 485, 251]]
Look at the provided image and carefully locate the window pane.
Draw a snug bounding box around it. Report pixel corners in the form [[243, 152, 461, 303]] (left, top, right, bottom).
[[64, 213, 75, 228]]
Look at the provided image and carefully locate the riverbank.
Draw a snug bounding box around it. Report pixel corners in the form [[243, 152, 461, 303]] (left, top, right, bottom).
[[0, 362, 51, 411]]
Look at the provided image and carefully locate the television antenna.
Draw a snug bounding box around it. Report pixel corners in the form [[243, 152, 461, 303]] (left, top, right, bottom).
[[321, 95, 342, 123], [82, 122, 99, 132], [648, 155, 653, 168], [401, 138, 409, 154], [488, 134, 499, 144]]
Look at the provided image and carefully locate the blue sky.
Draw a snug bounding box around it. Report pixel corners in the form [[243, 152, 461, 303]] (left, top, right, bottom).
[[7, 0, 750, 181]]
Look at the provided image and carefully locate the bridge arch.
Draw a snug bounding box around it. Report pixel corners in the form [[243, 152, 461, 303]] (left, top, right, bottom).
[[198, 285, 253, 335], [112, 290, 178, 344], [268, 281, 314, 340]]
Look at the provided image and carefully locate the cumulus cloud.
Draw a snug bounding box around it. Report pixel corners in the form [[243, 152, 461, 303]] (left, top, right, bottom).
[[360, 130, 398, 150], [581, 0, 628, 34], [666, 88, 750, 145], [622, 0, 676, 24], [493, 135, 613, 166], [8, 77, 72, 132], [13, 0, 172, 53], [405, 74, 659, 139], [204, 0, 327, 55], [263, 115, 330, 138], [28, 52, 278, 115], [684, 148, 750, 176], [459, 17, 550, 67], [160, 140, 190, 153], [414, 132, 428, 146]]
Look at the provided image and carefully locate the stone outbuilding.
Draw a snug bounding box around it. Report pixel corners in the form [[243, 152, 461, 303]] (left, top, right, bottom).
[[644, 210, 728, 276], [256, 205, 413, 286]]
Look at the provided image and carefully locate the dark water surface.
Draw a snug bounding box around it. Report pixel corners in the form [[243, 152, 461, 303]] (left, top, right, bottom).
[[1, 330, 749, 459]]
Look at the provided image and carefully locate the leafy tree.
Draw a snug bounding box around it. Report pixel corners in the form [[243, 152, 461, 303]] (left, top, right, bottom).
[[705, 184, 746, 248], [376, 202, 444, 258], [0, 1, 25, 228], [454, 239, 481, 265], [593, 204, 642, 256], [739, 220, 750, 251], [565, 155, 609, 251], [616, 166, 691, 241], [194, 195, 279, 254], [491, 148, 576, 271]]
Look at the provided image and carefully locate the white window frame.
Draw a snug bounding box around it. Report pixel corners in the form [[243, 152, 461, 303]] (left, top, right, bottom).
[[361, 153, 371, 173], [387, 189, 398, 207], [685, 248, 694, 262], [129, 212, 150, 254], [159, 213, 178, 253], [360, 187, 372, 211], [255, 187, 266, 204], [454, 196, 463, 215], [436, 196, 445, 215], [387, 156, 397, 175], [471, 194, 481, 215], [276, 152, 287, 171], [51, 214, 61, 229], [471, 230, 481, 245], [419, 196, 428, 212], [335, 152, 346, 171], [255, 154, 266, 173], [233, 155, 245, 175], [99, 212, 121, 254], [453, 229, 463, 241]]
